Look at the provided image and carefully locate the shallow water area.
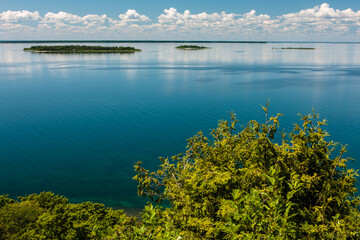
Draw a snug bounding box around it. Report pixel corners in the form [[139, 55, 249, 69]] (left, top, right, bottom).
[[0, 42, 360, 208]]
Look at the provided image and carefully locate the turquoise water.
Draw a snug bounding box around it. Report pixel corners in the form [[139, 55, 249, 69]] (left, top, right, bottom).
[[0, 42, 360, 208]]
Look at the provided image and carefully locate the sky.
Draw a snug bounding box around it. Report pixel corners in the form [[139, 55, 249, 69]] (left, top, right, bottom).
[[1, 0, 360, 41]]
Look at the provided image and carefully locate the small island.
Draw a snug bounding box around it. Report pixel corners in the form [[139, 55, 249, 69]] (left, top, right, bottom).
[[272, 47, 315, 50], [23, 45, 142, 53], [175, 45, 210, 50]]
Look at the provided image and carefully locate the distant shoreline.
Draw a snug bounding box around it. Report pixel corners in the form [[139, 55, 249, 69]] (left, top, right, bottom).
[[1, 40, 267, 44], [1, 40, 360, 44]]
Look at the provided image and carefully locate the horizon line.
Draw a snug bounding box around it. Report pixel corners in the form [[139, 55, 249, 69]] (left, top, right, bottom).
[[1, 40, 360, 44]]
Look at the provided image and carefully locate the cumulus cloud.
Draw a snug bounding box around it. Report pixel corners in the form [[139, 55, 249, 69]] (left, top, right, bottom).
[[39, 10, 150, 32], [155, 4, 360, 35], [108, 9, 150, 28], [158, 8, 237, 24], [42, 12, 108, 27], [0, 10, 41, 22], [156, 7, 272, 35], [1, 4, 360, 40], [118, 9, 150, 22], [158, 8, 249, 26], [277, 3, 360, 34], [281, 3, 360, 21]]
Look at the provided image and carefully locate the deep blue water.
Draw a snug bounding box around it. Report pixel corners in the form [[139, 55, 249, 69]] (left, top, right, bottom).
[[0, 42, 360, 208]]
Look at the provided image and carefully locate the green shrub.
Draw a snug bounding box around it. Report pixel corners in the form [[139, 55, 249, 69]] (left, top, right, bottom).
[[110, 204, 181, 239], [0, 195, 15, 209], [0, 192, 133, 240], [0, 201, 44, 239], [135, 104, 360, 239]]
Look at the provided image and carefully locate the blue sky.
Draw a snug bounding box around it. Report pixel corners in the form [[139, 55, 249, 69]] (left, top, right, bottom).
[[1, 1, 360, 41], [2, 0, 360, 18]]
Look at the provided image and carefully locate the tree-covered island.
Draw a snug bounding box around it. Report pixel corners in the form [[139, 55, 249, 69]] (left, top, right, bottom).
[[23, 45, 142, 53], [175, 45, 210, 50]]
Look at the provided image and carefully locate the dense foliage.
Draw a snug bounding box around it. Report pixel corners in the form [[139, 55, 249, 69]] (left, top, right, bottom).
[[1, 106, 359, 239], [23, 45, 141, 53], [0, 193, 181, 239], [134, 105, 360, 239], [0, 192, 131, 239]]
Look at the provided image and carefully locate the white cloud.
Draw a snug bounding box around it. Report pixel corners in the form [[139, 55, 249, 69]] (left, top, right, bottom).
[[42, 12, 81, 24], [118, 9, 150, 22], [0, 4, 360, 40], [42, 12, 108, 26], [156, 7, 272, 36], [158, 8, 240, 25], [106, 10, 150, 30], [39, 10, 150, 31], [281, 3, 360, 21], [0, 10, 41, 22], [277, 3, 360, 34]]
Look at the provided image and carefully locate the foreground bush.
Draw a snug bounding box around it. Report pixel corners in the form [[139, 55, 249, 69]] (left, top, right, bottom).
[[1, 106, 359, 239], [0, 192, 132, 239], [0, 193, 180, 239], [135, 106, 360, 239]]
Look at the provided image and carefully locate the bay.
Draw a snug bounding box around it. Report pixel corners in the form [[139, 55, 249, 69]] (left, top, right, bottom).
[[0, 42, 359, 208]]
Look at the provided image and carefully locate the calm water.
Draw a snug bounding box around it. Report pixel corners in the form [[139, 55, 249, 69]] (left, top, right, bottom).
[[0, 42, 360, 208]]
